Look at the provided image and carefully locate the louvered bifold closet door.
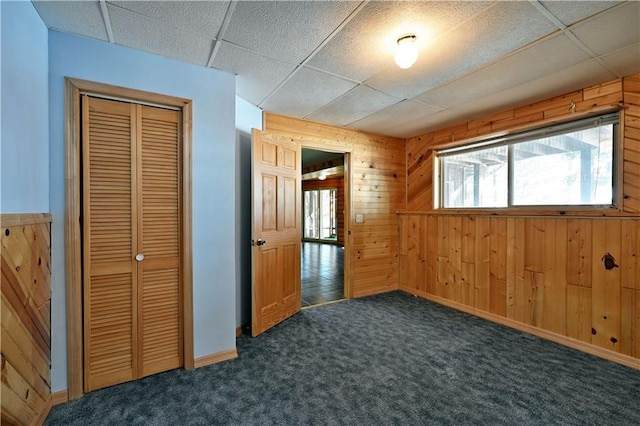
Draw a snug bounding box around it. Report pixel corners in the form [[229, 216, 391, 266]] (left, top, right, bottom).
[[83, 97, 138, 392], [83, 96, 183, 393], [138, 105, 182, 376]]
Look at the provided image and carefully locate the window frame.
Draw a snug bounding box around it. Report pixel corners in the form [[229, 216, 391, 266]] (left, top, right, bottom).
[[435, 112, 621, 211]]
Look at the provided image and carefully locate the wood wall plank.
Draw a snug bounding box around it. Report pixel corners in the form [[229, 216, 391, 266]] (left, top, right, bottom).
[[620, 288, 640, 358], [567, 284, 592, 343], [591, 220, 622, 352]]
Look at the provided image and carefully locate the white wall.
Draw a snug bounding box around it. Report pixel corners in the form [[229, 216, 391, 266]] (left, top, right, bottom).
[[48, 31, 237, 391], [0, 1, 49, 213], [235, 97, 262, 327]]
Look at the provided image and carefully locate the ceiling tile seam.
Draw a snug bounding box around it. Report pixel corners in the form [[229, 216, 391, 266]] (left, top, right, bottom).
[[418, 1, 501, 54], [563, 31, 619, 77], [99, 0, 115, 43], [302, 82, 404, 122], [207, 0, 237, 68], [257, 0, 370, 108], [529, 0, 618, 76], [529, 1, 568, 31], [302, 85, 364, 120], [304, 64, 362, 86], [215, 39, 299, 67], [341, 98, 444, 129], [105, 2, 218, 43], [564, 1, 629, 28]]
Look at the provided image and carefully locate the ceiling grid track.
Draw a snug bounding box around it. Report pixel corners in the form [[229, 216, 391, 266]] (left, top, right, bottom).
[[258, 0, 370, 108], [207, 0, 238, 68], [529, 0, 618, 76], [99, 0, 115, 43]]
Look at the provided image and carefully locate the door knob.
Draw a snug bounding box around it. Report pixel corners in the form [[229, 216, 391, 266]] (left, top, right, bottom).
[[257, 239, 267, 246], [135, 253, 145, 261]]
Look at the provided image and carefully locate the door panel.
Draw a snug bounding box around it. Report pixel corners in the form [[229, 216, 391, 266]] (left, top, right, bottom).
[[83, 97, 137, 392], [252, 130, 301, 336], [138, 105, 182, 376]]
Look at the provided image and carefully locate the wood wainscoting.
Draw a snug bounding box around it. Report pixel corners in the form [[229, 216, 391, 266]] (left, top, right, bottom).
[[398, 214, 640, 368], [399, 73, 640, 369], [1, 213, 53, 425]]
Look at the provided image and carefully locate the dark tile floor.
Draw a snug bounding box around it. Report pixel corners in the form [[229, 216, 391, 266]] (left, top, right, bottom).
[[301, 242, 344, 307]]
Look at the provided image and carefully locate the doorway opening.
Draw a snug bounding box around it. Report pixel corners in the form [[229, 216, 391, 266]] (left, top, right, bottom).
[[301, 148, 345, 307]]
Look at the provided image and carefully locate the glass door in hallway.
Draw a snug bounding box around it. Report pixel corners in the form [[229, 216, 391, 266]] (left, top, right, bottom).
[[303, 188, 337, 242]]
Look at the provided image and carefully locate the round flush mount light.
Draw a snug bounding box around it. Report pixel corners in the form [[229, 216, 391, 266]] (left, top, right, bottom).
[[394, 34, 418, 69]]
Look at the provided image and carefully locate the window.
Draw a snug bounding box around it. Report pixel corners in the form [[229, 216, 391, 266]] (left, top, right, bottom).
[[438, 113, 618, 208], [303, 188, 337, 240]]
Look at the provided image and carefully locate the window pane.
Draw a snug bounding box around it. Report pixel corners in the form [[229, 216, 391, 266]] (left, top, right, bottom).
[[320, 189, 332, 239], [512, 125, 614, 205], [442, 146, 508, 208], [304, 190, 318, 239]]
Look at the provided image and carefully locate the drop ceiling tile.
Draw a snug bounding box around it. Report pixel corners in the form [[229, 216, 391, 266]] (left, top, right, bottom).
[[540, 1, 621, 26], [306, 85, 400, 127], [107, 1, 229, 39], [601, 43, 640, 77], [223, 1, 360, 64], [107, 4, 213, 67], [347, 100, 441, 138], [307, 0, 490, 83], [366, 1, 558, 99], [212, 41, 296, 106], [415, 34, 591, 109], [448, 59, 616, 120], [393, 110, 472, 139], [571, 2, 640, 56], [32, 0, 108, 41], [260, 67, 357, 118]]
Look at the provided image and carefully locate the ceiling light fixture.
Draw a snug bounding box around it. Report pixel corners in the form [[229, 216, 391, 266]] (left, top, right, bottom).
[[318, 175, 327, 181], [394, 34, 418, 69]]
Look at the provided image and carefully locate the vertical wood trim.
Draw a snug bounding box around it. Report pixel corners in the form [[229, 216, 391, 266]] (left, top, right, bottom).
[[65, 79, 84, 400], [80, 96, 92, 392], [182, 102, 194, 370], [64, 78, 195, 398], [617, 108, 626, 211], [343, 152, 352, 299]]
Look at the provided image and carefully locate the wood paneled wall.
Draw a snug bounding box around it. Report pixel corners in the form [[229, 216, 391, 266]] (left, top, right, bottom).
[[264, 113, 406, 297], [400, 74, 640, 368], [1, 214, 52, 425], [399, 214, 640, 366], [302, 177, 345, 245]]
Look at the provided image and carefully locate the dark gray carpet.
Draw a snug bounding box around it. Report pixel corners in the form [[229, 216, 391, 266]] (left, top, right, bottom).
[[46, 291, 640, 425]]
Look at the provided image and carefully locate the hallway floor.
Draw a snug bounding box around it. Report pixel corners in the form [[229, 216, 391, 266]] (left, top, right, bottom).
[[301, 242, 344, 307]]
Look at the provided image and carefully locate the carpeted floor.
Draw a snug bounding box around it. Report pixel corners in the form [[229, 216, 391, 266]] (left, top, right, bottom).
[[46, 291, 640, 425]]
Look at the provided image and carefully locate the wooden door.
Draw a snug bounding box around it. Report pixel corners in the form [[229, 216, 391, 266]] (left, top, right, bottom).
[[251, 130, 302, 337], [82, 96, 182, 392]]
